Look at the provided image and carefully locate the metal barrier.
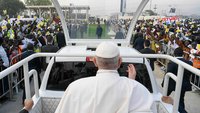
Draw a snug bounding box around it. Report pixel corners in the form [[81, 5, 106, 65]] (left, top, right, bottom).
[[0, 53, 24, 100], [157, 43, 193, 72], [9, 53, 24, 96], [156, 43, 169, 71], [190, 56, 200, 90], [180, 50, 200, 90], [191, 74, 200, 90]]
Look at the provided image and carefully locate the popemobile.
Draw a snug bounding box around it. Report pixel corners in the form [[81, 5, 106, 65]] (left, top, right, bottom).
[[0, 0, 200, 113]]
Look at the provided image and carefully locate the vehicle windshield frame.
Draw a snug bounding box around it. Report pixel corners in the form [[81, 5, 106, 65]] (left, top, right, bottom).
[[51, 0, 150, 46]]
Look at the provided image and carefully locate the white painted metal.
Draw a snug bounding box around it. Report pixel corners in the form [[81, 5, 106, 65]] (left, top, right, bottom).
[[1, 53, 200, 77], [163, 73, 177, 96], [29, 70, 39, 98], [23, 62, 31, 99], [173, 65, 184, 113], [40, 57, 55, 91], [126, 0, 149, 44], [1, 53, 200, 113], [50, 0, 149, 46], [190, 75, 200, 90], [51, 0, 70, 44]]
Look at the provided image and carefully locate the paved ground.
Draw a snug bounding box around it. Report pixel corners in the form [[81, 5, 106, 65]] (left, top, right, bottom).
[[0, 91, 23, 113], [0, 63, 200, 113]]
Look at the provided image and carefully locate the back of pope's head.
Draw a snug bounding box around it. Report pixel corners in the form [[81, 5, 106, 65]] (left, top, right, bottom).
[[95, 42, 121, 70]]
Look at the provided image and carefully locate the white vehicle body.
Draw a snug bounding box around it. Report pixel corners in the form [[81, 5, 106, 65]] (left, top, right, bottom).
[[0, 0, 200, 113], [29, 46, 168, 113], [1, 46, 200, 113]]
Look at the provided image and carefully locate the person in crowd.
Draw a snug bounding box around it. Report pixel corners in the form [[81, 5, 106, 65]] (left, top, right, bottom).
[[0, 26, 3, 37], [41, 35, 59, 69], [0, 37, 9, 99], [140, 39, 156, 71], [56, 28, 66, 49], [6, 23, 15, 39], [0, 37, 9, 68], [133, 32, 145, 51], [55, 42, 152, 113], [37, 31, 46, 47], [162, 47, 192, 113], [96, 24, 103, 39], [41, 35, 59, 53], [19, 99, 34, 113], [71, 24, 77, 39], [79, 24, 85, 38], [20, 34, 35, 51], [115, 28, 124, 39]]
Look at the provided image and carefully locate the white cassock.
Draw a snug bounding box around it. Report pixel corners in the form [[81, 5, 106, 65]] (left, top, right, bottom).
[[55, 70, 153, 113]]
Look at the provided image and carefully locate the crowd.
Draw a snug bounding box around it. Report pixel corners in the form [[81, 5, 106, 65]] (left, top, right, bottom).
[[132, 18, 200, 113], [133, 18, 200, 58], [0, 16, 65, 101]]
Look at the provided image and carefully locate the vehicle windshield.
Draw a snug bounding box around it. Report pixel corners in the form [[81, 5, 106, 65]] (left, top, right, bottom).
[[59, 0, 142, 40], [47, 61, 152, 92]]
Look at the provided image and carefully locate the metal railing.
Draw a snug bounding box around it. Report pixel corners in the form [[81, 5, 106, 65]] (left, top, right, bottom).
[[0, 53, 200, 113], [190, 74, 200, 90], [9, 52, 24, 95], [156, 42, 192, 72], [0, 53, 24, 100], [190, 56, 200, 90]]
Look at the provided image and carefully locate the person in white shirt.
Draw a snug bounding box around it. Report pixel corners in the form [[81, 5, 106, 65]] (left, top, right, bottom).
[[55, 42, 153, 113], [0, 37, 9, 97], [0, 37, 9, 67]]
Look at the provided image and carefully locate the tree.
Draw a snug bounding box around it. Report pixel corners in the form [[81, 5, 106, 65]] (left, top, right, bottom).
[[25, 0, 52, 6], [0, 0, 25, 17]]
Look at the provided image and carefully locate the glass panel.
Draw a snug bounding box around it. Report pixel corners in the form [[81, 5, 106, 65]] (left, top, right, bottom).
[[58, 0, 142, 39], [47, 61, 152, 92]]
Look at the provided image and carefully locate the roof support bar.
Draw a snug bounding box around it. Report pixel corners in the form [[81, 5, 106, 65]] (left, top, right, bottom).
[[126, 0, 149, 45], [51, 0, 70, 44]]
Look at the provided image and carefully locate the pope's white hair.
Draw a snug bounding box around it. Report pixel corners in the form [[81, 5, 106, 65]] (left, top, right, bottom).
[[96, 56, 119, 70]]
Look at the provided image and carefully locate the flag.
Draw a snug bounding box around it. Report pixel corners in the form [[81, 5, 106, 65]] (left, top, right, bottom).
[[17, 15, 21, 20]]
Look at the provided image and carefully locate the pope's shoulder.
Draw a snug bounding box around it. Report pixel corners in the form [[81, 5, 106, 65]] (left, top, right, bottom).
[[68, 75, 144, 89]]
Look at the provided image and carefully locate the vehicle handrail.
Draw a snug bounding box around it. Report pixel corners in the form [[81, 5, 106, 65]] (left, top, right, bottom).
[[163, 73, 177, 96], [0, 53, 200, 113], [163, 72, 180, 113], [1, 53, 200, 78], [25, 69, 39, 99], [126, 0, 149, 43], [51, 0, 70, 44]]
